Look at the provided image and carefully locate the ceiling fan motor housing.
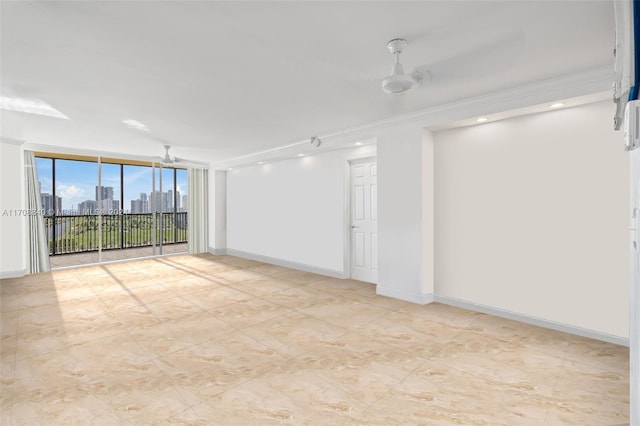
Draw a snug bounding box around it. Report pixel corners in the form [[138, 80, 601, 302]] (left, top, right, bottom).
[[383, 73, 419, 94], [382, 38, 421, 94], [387, 38, 408, 54]]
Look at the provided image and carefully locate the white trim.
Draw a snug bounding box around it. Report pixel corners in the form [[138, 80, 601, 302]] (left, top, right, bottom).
[[225, 248, 345, 279], [362, 66, 612, 133], [0, 137, 25, 146], [376, 286, 434, 305], [208, 247, 227, 256], [435, 295, 629, 347], [0, 269, 27, 279], [342, 159, 351, 278]]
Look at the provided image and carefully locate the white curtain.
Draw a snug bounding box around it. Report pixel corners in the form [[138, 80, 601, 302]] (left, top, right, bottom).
[[24, 150, 51, 273], [188, 168, 208, 254]]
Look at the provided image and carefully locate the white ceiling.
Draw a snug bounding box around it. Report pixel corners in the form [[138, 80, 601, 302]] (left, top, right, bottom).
[[1, 1, 614, 161]]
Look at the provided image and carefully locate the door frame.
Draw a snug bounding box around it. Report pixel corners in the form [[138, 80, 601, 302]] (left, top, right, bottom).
[[343, 153, 377, 281]]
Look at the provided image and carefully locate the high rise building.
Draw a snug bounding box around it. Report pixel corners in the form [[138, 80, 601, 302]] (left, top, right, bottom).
[[78, 200, 98, 215], [100, 198, 120, 214], [150, 190, 175, 213], [95, 186, 114, 202], [131, 199, 142, 214], [131, 193, 149, 214], [40, 193, 62, 215], [150, 190, 163, 213], [95, 186, 119, 214], [140, 193, 149, 213], [166, 190, 174, 212], [181, 195, 189, 212]]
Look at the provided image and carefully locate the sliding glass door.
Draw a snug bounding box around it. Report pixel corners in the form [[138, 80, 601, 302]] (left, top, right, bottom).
[[123, 164, 155, 260], [99, 162, 123, 261], [36, 154, 188, 268]]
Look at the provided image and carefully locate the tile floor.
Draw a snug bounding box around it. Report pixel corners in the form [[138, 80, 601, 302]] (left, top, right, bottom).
[[0, 254, 629, 425]]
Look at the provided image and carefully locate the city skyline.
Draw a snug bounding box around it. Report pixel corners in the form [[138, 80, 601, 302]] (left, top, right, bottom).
[[41, 186, 186, 215], [36, 158, 188, 214]]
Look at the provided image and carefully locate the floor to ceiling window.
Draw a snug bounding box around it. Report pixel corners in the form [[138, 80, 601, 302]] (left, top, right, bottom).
[[35, 153, 188, 268]]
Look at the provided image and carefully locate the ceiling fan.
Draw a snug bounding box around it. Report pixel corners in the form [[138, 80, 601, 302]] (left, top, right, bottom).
[[156, 144, 183, 165], [377, 30, 525, 96], [381, 38, 428, 95]]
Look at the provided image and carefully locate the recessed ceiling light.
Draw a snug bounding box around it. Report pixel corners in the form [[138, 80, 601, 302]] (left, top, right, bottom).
[[476, 117, 488, 123], [257, 161, 264, 165], [227, 168, 233, 171], [0, 96, 69, 119], [355, 142, 363, 146], [550, 103, 565, 108], [123, 119, 149, 131]]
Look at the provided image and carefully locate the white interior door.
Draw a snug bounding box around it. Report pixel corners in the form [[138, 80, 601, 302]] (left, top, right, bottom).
[[350, 158, 377, 283]]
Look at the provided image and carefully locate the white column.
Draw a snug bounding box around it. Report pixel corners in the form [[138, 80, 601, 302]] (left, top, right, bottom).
[[208, 170, 227, 254], [376, 124, 434, 303], [0, 139, 26, 277]]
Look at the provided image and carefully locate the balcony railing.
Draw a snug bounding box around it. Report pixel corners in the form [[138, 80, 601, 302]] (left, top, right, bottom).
[[43, 212, 188, 255]]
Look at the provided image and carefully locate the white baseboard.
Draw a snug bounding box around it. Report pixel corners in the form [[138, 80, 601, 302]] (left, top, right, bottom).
[[208, 247, 227, 256], [224, 248, 345, 279], [0, 269, 27, 279], [376, 286, 434, 305], [435, 295, 629, 347]]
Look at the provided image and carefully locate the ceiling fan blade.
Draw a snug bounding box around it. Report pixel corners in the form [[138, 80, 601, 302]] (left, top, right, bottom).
[[382, 93, 411, 115], [413, 28, 525, 85]]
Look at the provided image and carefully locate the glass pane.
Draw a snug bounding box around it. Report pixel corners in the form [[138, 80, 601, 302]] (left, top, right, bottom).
[[99, 163, 122, 253], [52, 159, 100, 266], [175, 169, 188, 249], [123, 164, 155, 259], [35, 158, 54, 215], [159, 168, 175, 247]]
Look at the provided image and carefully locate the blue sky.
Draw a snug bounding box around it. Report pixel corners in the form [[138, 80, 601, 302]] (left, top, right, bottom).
[[36, 158, 188, 212]]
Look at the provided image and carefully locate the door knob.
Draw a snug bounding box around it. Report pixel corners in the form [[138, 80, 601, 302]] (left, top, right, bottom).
[[351, 225, 359, 229]]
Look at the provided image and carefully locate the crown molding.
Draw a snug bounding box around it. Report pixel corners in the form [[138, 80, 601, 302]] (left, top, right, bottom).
[[391, 65, 613, 129], [330, 65, 613, 135], [0, 136, 25, 146], [215, 65, 613, 169]]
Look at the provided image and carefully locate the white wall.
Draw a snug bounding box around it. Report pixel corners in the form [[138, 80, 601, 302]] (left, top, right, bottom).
[[208, 170, 227, 253], [434, 101, 629, 339], [227, 146, 376, 275], [376, 125, 434, 302], [0, 140, 26, 277]]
